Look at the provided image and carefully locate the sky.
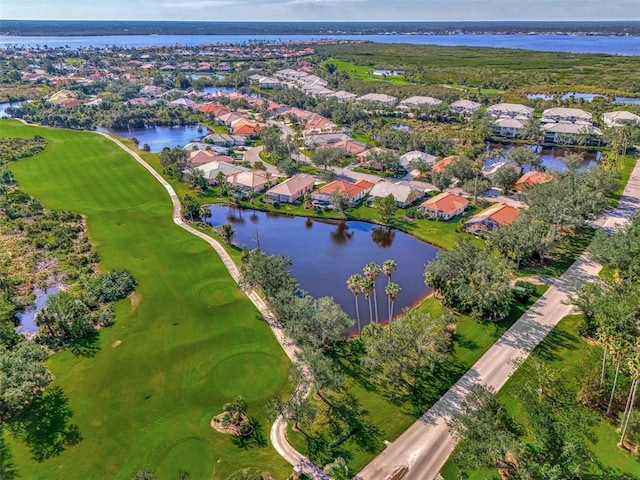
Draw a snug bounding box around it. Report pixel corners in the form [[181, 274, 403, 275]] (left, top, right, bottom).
[[3, 0, 640, 22]]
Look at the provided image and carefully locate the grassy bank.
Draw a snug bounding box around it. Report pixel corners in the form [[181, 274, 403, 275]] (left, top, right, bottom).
[[441, 315, 640, 479], [287, 285, 548, 471], [2, 120, 292, 480]]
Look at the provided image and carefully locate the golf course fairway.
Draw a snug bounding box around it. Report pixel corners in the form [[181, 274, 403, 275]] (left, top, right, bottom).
[[2, 119, 292, 480]]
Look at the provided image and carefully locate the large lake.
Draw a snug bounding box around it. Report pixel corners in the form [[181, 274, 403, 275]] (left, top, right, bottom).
[[1, 34, 639, 55], [97, 124, 208, 152], [206, 205, 438, 330]]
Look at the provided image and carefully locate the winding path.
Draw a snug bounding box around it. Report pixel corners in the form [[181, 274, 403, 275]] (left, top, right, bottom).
[[96, 132, 321, 477]]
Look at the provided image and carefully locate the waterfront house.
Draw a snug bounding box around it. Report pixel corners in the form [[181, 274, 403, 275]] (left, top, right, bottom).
[[311, 179, 375, 205], [368, 181, 424, 208], [264, 174, 316, 204], [203, 133, 247, 147], [418, 192, 469, 220], [226, 171, 270, 193], [463, 203, 520, 233], [541, 122, 602, 145], [493, 117, 526, 139]]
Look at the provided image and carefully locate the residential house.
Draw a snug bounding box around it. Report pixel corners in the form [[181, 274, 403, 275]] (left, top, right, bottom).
[[304, 132, 351, 148], [264, 174, 316, 203], [226, 171, 270, 193], [463, 203, 520, 233], [357, 93, 398, 107], [515, 171, 554, 192], [203, 133, 247, 147], [449, 99, 481, 115], [198, 103, 230, 116], [170, 98, 196, 109], [430, 155, 458, 174], [602, 111, 640, 128], [399, 96, 443, 109], [542, 122, 602, 145], [368, 181, 424, 208], [418, 192, 469, 220], [196, 161, 249, 184], [323, 139, 368, 156], [356, 147, 387, 164], [328, 90, 358, 102], [493, 117, 527, 139], [311, 179, 375, 205], [188, 150, 234, 167], [487, 103, 534, 118], [399, 151, 437, 170], [542, 107, 592, 123]]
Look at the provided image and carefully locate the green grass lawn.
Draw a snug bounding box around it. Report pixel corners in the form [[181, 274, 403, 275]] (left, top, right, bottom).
[[325, 59, 413, 86], [287, 285, 548, 471], [1, 120, 292, 480], [441, 315, 640, 479]]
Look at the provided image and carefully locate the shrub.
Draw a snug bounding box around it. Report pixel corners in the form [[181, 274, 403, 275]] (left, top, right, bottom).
[[513, 280, 536, 302], [87, 270, 136, 304]]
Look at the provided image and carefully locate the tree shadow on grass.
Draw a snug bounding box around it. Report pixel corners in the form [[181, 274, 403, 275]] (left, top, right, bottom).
[[231, 417, 267, 450], [9, 386, 82, 462], [532, 327, 579, 362], [0, 428, 19, 480], [69, 331, 101, 358]]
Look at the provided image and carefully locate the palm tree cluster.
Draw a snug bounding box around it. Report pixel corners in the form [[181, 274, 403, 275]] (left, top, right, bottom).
[[346, 259, 401, 335]]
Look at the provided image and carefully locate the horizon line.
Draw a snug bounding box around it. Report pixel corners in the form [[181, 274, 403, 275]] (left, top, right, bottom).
[[3, 19, 640, 23]]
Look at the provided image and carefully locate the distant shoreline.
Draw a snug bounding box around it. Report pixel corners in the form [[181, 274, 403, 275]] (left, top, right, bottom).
[[2, 20, 640, 37]]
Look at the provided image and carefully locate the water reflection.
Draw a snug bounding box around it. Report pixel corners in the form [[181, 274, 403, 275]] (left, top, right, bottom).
[[371, 226, 395, 249], [330, 222, 354, 245], [206, 205, 438, 327]]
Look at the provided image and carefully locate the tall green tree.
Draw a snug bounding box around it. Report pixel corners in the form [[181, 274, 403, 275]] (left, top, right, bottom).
[[373, 194, 397, 224], [425, 239, 513, 319]]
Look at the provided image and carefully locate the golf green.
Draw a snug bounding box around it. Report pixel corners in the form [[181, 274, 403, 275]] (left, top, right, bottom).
[[2, 120, 292, 480]]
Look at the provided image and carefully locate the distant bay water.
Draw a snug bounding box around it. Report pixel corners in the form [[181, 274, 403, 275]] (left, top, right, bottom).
[[0, 33, 639, 55]]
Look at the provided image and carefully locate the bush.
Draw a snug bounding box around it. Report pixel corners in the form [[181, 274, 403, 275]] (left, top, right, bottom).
[[87, 270, 136, 304], [513, 280, 536, 302]]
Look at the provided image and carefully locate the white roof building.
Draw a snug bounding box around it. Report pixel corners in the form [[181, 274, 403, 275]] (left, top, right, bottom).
[[449, 99, 482, 114], [357, 93, 398, 106], [399, 96, 443, 108], [487, 103, 534, 118], [368, 181, 424, 208], [328, 90, 358, 102], [542, 107, 592, 123], [602, 111, 640, 128]]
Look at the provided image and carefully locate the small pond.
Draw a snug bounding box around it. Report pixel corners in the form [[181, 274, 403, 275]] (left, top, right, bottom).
[[17, 286, 59, 336], [373, 69, 404, 76], [206, 206, 438, 331], [0, 101, 21, 117], [97, 124, 209, 152], [486, 143, 601, 172]]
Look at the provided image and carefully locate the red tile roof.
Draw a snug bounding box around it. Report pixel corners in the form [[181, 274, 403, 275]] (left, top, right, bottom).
[[420, 192, 468, 215], [515, 171, 554, 191]]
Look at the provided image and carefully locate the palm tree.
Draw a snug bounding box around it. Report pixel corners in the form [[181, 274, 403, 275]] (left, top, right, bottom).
[[222, 395, 247, 427], [346, 274, 364, 336], [385, 282, 401, 322], [382, 259, 397, 285], [359, 277, 375, 326], [363, 262, 382, 323]]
